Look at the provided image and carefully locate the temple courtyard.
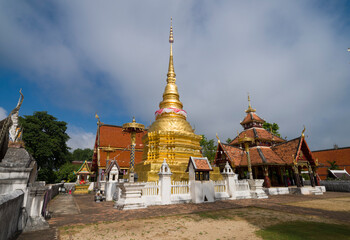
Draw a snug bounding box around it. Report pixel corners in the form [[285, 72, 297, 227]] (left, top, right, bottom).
[[16, 191, 350, 240]]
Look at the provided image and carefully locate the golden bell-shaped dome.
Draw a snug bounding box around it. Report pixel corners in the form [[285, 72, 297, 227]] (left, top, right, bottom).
[[149, 19, 194, 134]]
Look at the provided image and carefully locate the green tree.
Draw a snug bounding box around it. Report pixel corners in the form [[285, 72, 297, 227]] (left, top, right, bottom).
[[200, 135, 217, 164], [19, 111, 70, 183], [68, 148, 93, 161], [263, 122, 281, 137], [327, 160, 339, 170], [56, 162, 80, 183], [226, 138, 233, 144], [326, 160, 339, 179]]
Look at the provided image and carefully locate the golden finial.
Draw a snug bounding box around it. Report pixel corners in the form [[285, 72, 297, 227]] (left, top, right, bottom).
[[167, 17, 176, 82], [158, 18, 183, 110], [132, 116, 136, 123], [301, 125, 306, 138], [216, 133, 220, 143], [245, 93, 256, 113], [169, 17, 174, 43], [95, 112, 100, 124]]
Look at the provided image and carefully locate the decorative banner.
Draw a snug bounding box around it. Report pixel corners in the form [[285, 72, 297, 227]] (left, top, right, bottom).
[[155, 108, 187, 118]]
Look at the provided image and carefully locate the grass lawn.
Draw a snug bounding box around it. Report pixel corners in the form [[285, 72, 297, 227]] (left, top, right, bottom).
[[256, 221, 350, 240]]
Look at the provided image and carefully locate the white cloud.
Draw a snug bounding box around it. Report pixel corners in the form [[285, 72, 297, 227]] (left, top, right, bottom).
[[0, 1, 349, 150], [0, 107, 7, 120], [67, 125, 95, 151]]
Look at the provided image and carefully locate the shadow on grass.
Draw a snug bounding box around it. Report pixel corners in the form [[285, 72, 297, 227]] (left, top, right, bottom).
[[256, 221, 350, 240]]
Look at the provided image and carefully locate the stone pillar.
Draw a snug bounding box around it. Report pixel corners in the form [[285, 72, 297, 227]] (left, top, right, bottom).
[[263, 166, 271, 188], [24, 182, 49, 232], [158, 159, 172, 205], [221, 161, 236, 199]]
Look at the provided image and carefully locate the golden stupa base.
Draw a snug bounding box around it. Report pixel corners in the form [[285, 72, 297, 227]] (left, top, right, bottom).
[[135, 161, 223, 182], [74, 184, 90, 194]]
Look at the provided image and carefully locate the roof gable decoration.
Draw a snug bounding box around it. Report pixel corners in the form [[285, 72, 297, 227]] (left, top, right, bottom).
[[75, 160, 92, 175], [186, 157, 213, 172], [295, 135, 315, 165], [105, 160, 121, 175]]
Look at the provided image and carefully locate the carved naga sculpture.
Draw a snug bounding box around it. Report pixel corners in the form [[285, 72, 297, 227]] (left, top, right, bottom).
[[0, 90, 24, 161]]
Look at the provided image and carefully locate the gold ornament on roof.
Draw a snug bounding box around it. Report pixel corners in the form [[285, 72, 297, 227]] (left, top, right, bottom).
[[216, 133, 220, 143], [301, 125, 306, 138], [245, 93, 256, 113]]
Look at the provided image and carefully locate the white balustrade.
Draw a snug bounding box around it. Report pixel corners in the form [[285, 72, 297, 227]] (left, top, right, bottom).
[[214, 180, 226, 193], [142, 181, 159, 196], [236, 180, 250, 192], [171, 181, 189, 195]]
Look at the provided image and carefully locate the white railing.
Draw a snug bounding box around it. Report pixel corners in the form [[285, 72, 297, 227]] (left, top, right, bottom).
[[142, 181, 159, 196], [214, 180, 226, 193], [236, 180, 250, 191], [171, 181, 189, 195]]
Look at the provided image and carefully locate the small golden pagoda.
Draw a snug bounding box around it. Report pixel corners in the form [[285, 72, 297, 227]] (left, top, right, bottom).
[[135, 20, 203, 181]]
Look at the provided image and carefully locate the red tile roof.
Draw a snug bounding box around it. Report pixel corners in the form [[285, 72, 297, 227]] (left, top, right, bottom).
[[271, 137, 301, 165], [312, 147, 350, 180], [187, 157, 213, 171], [241, 112, 265, 125], [219, 144, 244, 167], [216, 137, 315, 168], [99, 125, 147, 148], [229, 128, 285, 145], [92, 124, 147, 169]]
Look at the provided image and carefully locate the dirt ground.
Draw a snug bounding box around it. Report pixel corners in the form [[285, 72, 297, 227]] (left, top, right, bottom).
[[59, 207, 338, 240], [18, 192, 350, 240], [285, 197, 350, 212]]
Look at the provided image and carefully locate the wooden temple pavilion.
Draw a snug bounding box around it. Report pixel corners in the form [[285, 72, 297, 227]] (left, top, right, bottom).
[[214, 97, 320, 188]]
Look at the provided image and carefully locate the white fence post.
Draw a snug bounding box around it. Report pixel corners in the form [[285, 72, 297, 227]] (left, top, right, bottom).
[[158, 159, 172, 205], [221, 161, 237, 199]]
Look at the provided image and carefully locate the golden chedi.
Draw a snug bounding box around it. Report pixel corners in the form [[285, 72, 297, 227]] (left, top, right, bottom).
[[135, 21, 202, 181]]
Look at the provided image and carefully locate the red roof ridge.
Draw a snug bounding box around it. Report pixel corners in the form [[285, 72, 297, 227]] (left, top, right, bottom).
[[312, 146, 350, 152]]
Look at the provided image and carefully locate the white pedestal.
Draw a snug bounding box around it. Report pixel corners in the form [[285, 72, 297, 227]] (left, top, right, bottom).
[[114, 182, 146, 210], [248, 179, 268, 199]]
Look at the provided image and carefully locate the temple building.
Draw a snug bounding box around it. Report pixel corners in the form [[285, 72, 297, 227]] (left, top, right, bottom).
[[214, 97, 320, 188], [312, 146, 350, 180], [91, 118, 147, 183], [134, 22, 206, 182]]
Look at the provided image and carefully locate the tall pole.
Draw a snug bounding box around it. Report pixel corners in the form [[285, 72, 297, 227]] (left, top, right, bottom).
[[130, 131, 136, 174], [122, 117, 144, 183], [245, 142, 253, 180]]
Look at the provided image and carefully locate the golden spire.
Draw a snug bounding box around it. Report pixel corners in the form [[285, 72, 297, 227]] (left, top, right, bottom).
[[167, 17, 175, 83], [159, 18, 183, 110], [245, 93, 256, 113]]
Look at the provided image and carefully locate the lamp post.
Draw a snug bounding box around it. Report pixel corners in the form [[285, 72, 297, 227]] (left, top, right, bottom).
[[122, 117, 145, 182]]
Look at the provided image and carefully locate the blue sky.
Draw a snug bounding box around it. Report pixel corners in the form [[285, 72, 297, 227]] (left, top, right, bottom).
[[1, 1, 350, 151]]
